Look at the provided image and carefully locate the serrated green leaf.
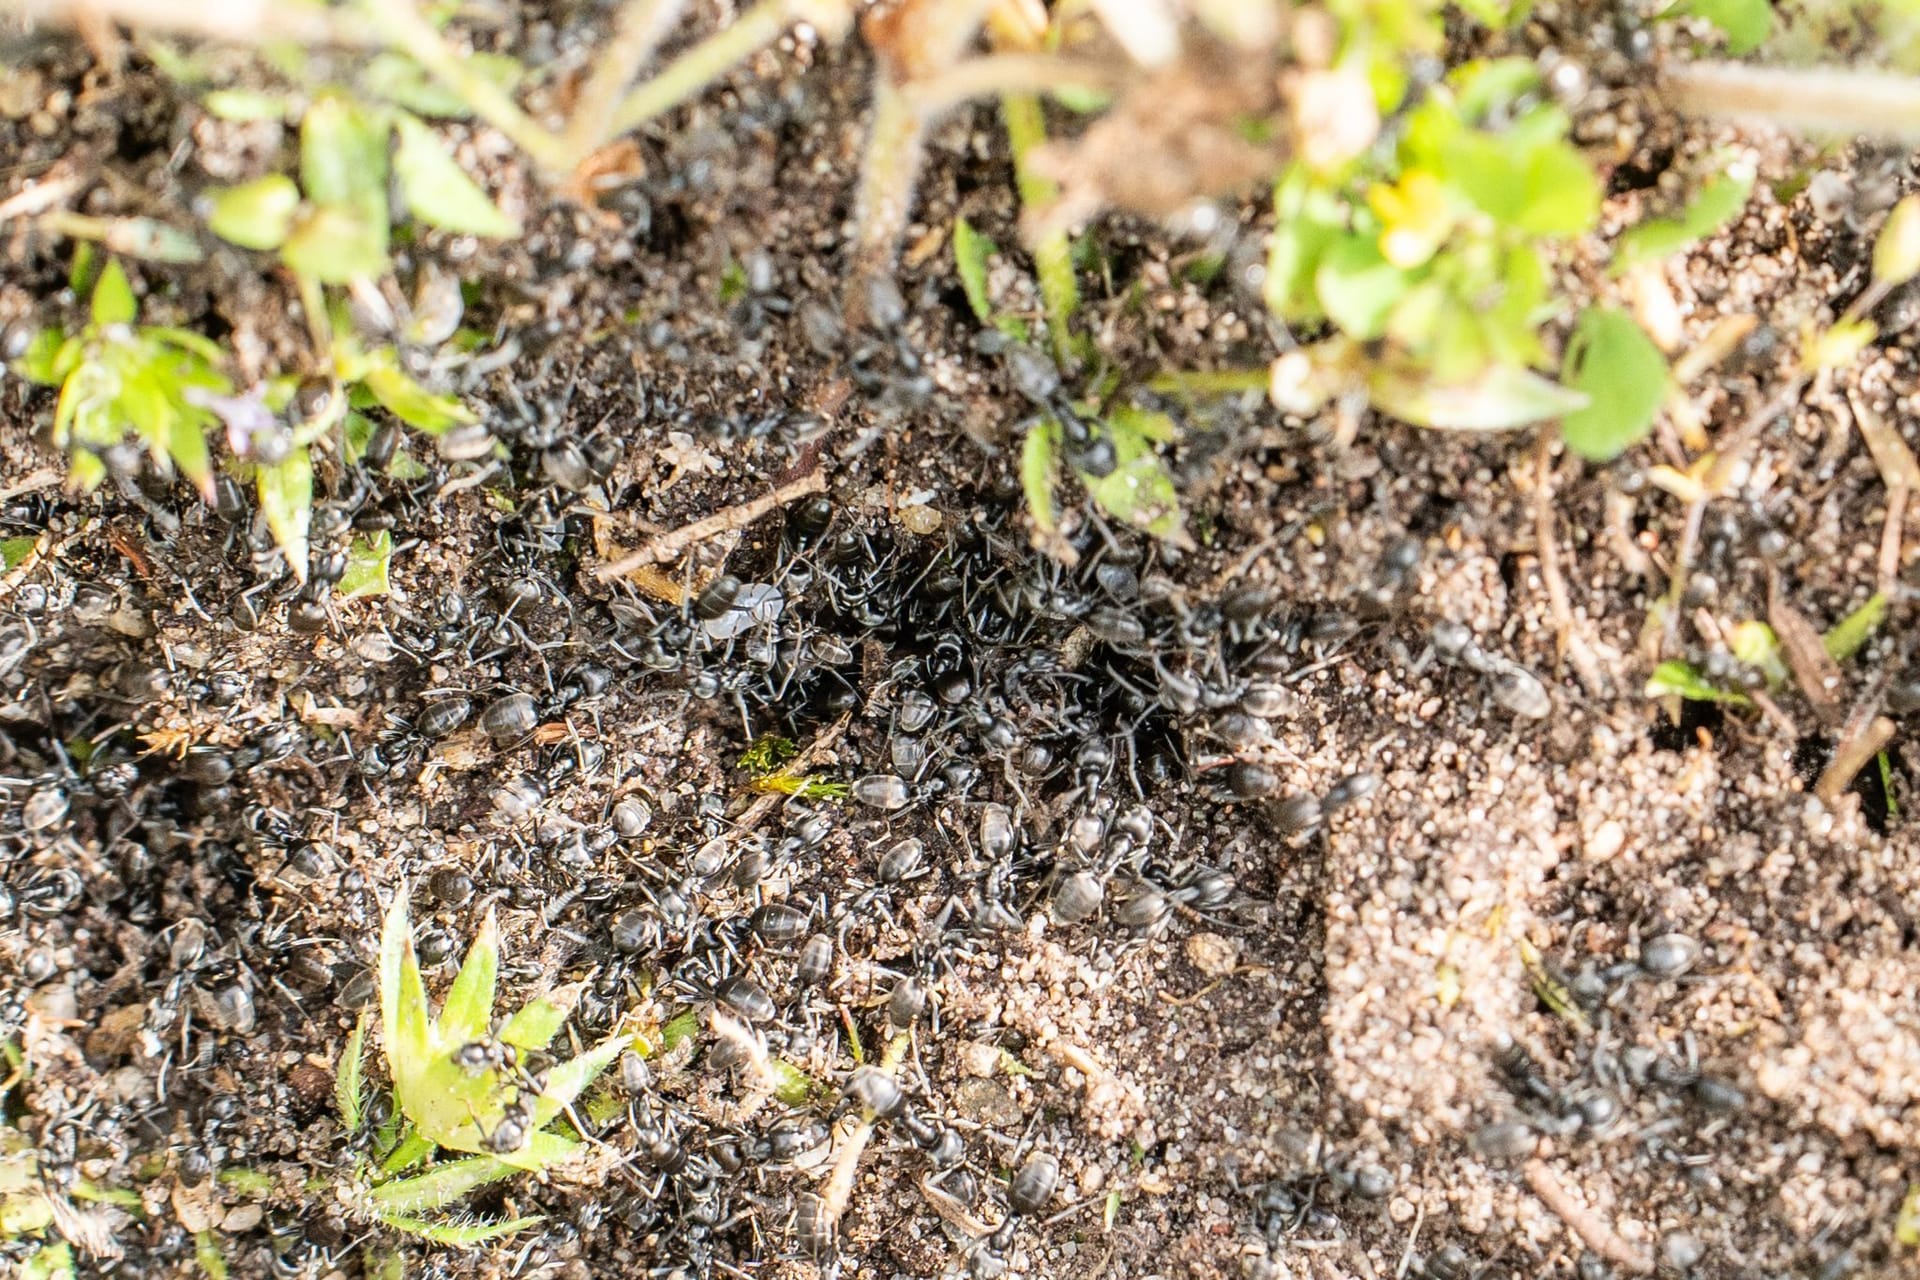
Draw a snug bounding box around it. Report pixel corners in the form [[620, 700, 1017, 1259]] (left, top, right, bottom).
[[217, 1168, 276, 1197], [438, 910, 499, 1047], [498, 990, 573, 1052], [91, 259, 136, 327], [375, 1212, 543, 1247], [485, 1129, 578, 1175], [336, 1014, 368, 1132], [953, 217, 996, 324], [301, 94, 389, 210], [1021, 420, 1060, 534], [380, 888, 434, 1090], [362, 353, 473, 433], [1645, 660, 1751, 706], [392, 115, 519, 238], [1667, 0, 1772, 53], [1560, 307, 1668, 461], [0, 536, 38, 570], [255, 448, 314, 577], [206, 175, 301, 251], [282, 203, 389, 284], [1824, 592, 1887, 663], [366, 1155, 521, 1214], [203, 89, 289, 122], [338, 531, 394, 600], [1370, 359, 1589, 431]]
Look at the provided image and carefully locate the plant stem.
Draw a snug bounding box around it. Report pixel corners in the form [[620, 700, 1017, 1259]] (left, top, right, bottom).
[[847, 74, 928, 299], [353, 0, 570, 173], [604, 0, 796, 138], [1002, 92, 1078, 368], [559, 0, 690, 169], [1145, 368, 1270, 397], [1664, 61, 1920, 143]]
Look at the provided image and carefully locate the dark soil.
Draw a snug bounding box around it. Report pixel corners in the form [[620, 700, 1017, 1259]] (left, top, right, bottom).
[[1, 8, 1918, 1280]]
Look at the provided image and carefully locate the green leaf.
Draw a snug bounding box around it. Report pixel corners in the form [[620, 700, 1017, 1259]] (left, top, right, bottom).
[[1729, 620, 1788, 686], [203, 89, 289, 121], [336, 1014, 369, 1131], [301, 94, 389, 210], [1560, 308, 1668, 461], [0, 536, 38, 570], [145, 326, 230, 364], [22, 1243, 76, 1280], [375, 1213, 543, 1247], [952, 217, 996, 324], [438, 910, 499, 1047], [1618, 169, 1755, 272], [487, 1129, 578, 1175], [13, 329, 72, 385], [338, 531, 394, 599], [1086, 408, 1189, 545], [1369, 359, 1589, 431], [281, 203, 389, 284], [498, 990, 574, 1052], [68, 449, 107, 492], [1645, 660, 1751, 706], [392, 114, 520, 238], [1667, 0, 1772, 53], [1514, 140, 1601, 236], [1021, 420, 1061, 534], [770, 1057, 814, 1107], [206, 175, 301, 251], [165, 401, 216, 499], [255, 448, 314, 577], [366, 1156, 521, 1214], [1897, 1184, 1920, 1247], [1824, 592, 1887, 662], [194, 1230, 229, 1280], [91, 259, 136, 327], [380, 888, 434, 1090], [1315, 237, 1408, 341], [660, 1008, 701, 1052], [528, 1036, 626, 1130], [362, 50, 524, 118], [379, 1129, 436, 1176], [362, 352, 474, 433], [1877, 195, 1920, 288]]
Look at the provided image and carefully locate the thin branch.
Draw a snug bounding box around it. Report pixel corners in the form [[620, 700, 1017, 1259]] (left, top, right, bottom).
[[559, 0, 690, 170], [604, 0, 809, 139], [351, 0, 571, 173], [3, 0, 376, 46], [1522, 1159, 1654, 1276], [1665, 61, 1920, 144], [592, 469, 825, 579]]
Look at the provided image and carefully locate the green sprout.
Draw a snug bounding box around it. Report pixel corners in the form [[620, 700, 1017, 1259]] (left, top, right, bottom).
[[204, 91, 519, 285], [332, 890, 628, 1245], [10, 259, 229, 499]]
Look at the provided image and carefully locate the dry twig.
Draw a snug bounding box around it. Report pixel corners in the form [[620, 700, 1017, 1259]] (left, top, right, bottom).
[[593, 469, 825, 579], [1522, 1159, 1654, 1275]]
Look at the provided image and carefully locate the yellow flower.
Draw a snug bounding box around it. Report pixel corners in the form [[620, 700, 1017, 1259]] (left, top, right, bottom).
[[1368, 169, 1454, 268]]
